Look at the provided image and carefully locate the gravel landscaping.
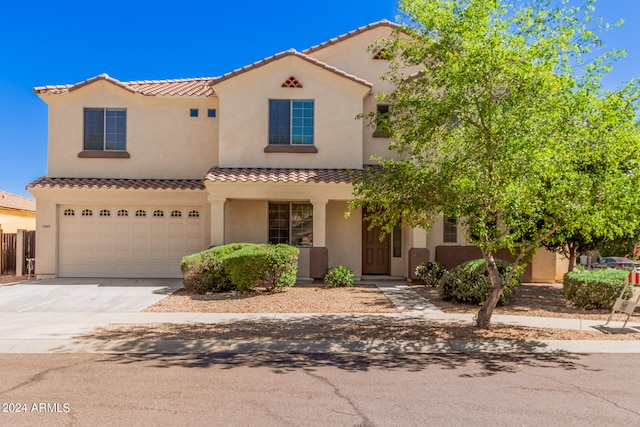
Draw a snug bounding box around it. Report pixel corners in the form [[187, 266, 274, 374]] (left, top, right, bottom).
[[83, 280, 640, 341], [144, 283, 399, 314]]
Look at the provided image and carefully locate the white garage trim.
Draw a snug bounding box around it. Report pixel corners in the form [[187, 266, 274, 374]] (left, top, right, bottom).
[[58, 205, 205, 278]]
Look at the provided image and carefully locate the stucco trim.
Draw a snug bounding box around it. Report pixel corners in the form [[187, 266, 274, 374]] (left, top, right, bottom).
[[263, 145, 318, 153], [77, 150, 131, 159]]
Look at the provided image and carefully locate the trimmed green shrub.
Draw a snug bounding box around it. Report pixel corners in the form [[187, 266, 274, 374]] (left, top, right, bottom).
[[264, 244, 299, 291], [563, 269, 633, 309], [415, 261, 447, 287], [438, 259, 520, 306], [324, 265, 355, 288], [224, 244, 298, 292], [180, 244, 244, 293], [182, 243, 299, 293]]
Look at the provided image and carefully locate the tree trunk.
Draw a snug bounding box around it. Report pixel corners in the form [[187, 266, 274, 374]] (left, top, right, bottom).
[[567, 243, 576, 272], [475, 251, 504, 329]]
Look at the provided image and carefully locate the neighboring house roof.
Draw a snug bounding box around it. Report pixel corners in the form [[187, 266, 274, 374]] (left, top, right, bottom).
[[205, 167, 358, 184], [210, 49, 373, 89], [27, 177, 206, 191], [302, 20, 400, 55], [33, 74, 216, 97], [0, 190, 36, 212]]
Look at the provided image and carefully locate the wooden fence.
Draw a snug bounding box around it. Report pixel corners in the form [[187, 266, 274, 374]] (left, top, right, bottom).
[[0, 230, 35, 275]]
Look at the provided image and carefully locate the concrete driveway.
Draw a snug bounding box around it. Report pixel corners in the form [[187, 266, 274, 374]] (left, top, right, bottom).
[[0, 278, 182, 313]]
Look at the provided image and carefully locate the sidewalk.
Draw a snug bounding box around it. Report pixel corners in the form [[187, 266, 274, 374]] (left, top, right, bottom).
[[0, 280, 639, 354]]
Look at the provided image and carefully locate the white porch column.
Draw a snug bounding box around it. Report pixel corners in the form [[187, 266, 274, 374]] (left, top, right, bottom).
[[208, 196, 226, 246], [310, 199, 328, 247]]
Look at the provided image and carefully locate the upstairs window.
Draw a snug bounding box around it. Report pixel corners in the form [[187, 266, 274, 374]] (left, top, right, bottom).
[[83, 108, 126, 151], [268, 100, 314, 145], [373, 104, 391, 138]]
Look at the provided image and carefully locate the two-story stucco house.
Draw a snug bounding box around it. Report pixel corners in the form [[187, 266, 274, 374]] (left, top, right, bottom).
[[28, 21, 565, 281]]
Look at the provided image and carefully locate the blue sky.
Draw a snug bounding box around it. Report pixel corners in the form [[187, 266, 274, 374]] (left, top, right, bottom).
[[1, 0, 638, 199]]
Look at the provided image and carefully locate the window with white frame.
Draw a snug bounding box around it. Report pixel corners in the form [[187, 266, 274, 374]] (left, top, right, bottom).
[[268, 100, 314, 145], [83, 108, 126, 151], [268, 202, 313, 247]]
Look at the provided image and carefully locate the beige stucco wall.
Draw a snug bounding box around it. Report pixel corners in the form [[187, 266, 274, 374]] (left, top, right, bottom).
[[530, 247, 565, 283], [308, 25, 397, 95], [225, 200, 268, 243], [326, 201, 362, 278], [0, 208, 36, 233], [213, 56, 370, 169], [28, 186, 209, 278], [306, 25, 420, 166], [223, 199, 314, 278], [40, 80, 218, 180], [425, 216, 473, 260]]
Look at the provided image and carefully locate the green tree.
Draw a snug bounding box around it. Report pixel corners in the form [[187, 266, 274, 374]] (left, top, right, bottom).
[[352, 0, 640, 328]]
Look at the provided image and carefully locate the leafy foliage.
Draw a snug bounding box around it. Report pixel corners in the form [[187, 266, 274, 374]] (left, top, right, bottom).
[[438, 259, 520, 306], [563, 269, 632, 309], [324, 265, 355, 288], [415, 261, 447, 287], [181, 244, 243, 293], [181, 243, 298, 293], [351, 0, 640, 328]]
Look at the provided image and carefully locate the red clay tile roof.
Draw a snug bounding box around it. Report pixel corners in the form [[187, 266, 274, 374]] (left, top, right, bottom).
[[33, 20, 397, 97], [303, 20, 400, 55], [0, 190, 35, 212], [27, 177, 206, 191], [210, 49, 373, 89], [34, 74, 215, 97], [205, 167, 358, 184]]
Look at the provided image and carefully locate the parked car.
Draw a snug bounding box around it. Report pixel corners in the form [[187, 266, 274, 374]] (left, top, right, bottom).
[[591, 257, 639, 270]]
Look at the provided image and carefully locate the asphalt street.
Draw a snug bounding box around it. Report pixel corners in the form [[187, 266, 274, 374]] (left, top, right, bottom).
[[1, 352, 639, 426]]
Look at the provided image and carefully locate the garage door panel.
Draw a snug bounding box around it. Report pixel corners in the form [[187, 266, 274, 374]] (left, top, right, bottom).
[[58, 205, 205, 278]]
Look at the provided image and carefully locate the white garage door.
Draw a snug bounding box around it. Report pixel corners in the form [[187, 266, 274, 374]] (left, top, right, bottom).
[[58, 205, 205, 278]]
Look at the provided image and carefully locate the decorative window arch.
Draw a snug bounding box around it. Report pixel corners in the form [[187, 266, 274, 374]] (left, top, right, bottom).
[[188, 210, 200, 218], [135, 210, 147, 217], [63, 209, 75, 216], [153, 210, 164, 218], [117, 209, 129, 217], [99, 209, 111, 217], [171, 210, 182, 218], [81, 209, 93, 217]]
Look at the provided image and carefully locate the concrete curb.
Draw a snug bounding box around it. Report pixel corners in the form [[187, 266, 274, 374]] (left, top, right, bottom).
[[2, 338, 640, 354]]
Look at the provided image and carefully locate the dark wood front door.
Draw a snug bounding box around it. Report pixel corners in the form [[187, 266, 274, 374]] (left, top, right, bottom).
[[362, 220, 390, 275]]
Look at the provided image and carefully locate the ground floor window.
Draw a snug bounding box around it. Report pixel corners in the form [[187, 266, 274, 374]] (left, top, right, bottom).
[[393, 223, 402, 257], [268, 202, 313, 247], [443, 216, 457, 243]]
